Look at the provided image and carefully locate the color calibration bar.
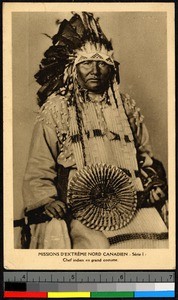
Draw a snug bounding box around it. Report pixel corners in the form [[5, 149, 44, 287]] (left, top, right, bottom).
[[4, 282, 175, 298], [4, 272, 175, 298], [4, 290, 175, 298]]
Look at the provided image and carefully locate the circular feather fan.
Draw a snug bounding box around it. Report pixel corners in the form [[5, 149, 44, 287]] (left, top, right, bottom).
[[68, 164, 137, 231]]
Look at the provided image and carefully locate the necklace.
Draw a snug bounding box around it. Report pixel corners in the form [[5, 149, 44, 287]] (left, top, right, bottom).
[[87, 91, 108, 103]]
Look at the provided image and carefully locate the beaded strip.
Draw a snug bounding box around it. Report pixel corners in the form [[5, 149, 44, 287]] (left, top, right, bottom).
[[108, 232, 168, 245]]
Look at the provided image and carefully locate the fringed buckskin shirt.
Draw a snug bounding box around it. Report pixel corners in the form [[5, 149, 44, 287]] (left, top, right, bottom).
[[23, 92, 153, 212]]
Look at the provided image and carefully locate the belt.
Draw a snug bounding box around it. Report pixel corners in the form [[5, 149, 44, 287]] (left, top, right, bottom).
[[108, 232, 168, 245]]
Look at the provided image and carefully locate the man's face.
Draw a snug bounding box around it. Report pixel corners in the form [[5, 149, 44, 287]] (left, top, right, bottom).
[[76, 60, 113, 93]]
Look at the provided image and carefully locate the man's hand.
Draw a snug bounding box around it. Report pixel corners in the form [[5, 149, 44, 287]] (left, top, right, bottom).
[[45, 201, 67, 219], [150, 186, 166, 204]]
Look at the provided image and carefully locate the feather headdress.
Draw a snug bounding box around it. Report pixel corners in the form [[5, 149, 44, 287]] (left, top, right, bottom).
[[35, 12, 120, 106]]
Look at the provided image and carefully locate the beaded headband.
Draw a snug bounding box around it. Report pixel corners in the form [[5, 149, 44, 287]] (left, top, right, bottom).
[[74, 42, 115, 66]]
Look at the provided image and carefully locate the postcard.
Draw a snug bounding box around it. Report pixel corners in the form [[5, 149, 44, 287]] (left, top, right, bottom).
[[3, 2, 175, 270]]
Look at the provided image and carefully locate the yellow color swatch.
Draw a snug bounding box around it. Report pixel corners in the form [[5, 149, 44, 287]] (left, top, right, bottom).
[[48, 292, 90, 298]]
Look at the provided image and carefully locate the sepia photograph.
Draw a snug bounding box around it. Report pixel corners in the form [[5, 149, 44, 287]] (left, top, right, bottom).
[[3, 3, 175, 270]]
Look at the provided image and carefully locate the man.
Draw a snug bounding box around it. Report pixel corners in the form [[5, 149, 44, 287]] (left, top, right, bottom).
[[22, 12, 168, 249]]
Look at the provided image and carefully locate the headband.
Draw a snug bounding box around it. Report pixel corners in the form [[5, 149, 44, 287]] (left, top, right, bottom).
[[74, 42, 115, 66]]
